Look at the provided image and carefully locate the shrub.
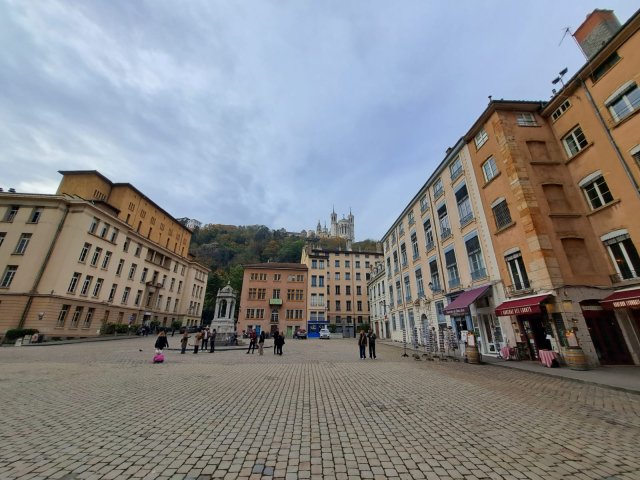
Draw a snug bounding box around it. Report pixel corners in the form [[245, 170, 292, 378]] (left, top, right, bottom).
[[328, 324, 337, 333], [103, 323, 117, 335], [4, 328, 39, 343], [115, 324, 130, 334], [171, 320, 183, 330]]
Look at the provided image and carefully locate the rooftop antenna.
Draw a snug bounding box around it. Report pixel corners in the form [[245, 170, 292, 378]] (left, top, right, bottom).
[[551, 67, 568, 89], [559, 27, 572, 46]]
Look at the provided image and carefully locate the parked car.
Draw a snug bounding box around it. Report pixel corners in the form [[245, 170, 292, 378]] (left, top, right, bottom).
[[294, 329, 307, 339], [319, 328, 331, 339]]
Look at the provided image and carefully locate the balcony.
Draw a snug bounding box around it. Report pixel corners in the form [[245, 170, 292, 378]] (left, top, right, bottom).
[[470, 268, 487, 281], [448, 277, 461, 289], [420, 203, 429, 213], [425, 241, 435, 251], [459, 213, 474, 228], [506, 282, 533, 296], [440, 228, 452, 241], [610, 270, 640, 284]]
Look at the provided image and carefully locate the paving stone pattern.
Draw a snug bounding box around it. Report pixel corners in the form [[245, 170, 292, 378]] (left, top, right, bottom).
[[0, 337, 639, 479]]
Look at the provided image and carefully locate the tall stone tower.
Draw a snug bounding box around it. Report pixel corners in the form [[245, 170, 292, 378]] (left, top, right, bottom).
[[330, 207, 338, 237]]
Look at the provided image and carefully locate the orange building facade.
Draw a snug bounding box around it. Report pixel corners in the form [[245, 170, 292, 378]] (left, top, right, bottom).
[[237, 263, 308, 338]]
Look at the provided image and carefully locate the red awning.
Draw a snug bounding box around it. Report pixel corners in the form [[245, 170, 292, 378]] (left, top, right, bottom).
[[443, 285, 492, 316], [600, 288, 640, 309], [494, 293, 551, 317]]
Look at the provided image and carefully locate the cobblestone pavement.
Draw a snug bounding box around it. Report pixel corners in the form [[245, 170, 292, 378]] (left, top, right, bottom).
[[1, 337, 639, 480]]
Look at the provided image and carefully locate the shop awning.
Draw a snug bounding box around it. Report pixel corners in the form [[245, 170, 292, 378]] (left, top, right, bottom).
[[494, 293, 552, 316], [600, 288, 640, 309], [443, 284, 492, 316]]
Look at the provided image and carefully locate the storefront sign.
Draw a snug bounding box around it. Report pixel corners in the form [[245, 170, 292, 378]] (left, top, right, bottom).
[[612, 298, 640, 308], [497, 305, 539, 316]]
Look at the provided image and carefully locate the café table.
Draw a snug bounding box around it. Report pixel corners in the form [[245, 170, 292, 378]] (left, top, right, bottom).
[[538, 349, 559, 368]]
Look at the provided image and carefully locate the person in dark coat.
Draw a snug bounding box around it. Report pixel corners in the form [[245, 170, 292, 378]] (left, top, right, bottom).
[[246, 328, 257, 354], [276, 333, 285, 355], [258, 331, 266, 355], [358, 330, 367, 359], [368, 331, 377, 359], [180, 331, 189, 354], [209, 329, 217, 353], [273, 330, 279, 355], [154, 331, 169, 351]]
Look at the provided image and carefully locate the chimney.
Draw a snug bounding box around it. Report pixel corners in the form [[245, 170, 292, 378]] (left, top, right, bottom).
[[574, 9, 621, 59]]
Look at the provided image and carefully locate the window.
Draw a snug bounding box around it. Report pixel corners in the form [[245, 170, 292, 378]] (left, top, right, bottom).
[[29, 207, 43, 223], [318, 275, 324, 287], [429, 259, 441, 292], [89, 217, 99, 234], [0, 232, 5, 247], [355, 261, 360, 268], [516, 112, 537, 126], [436, 301, 445, 324], [603, 231, 640, 280], [101, 251, 112, 269], [311, 275, 317, 287], [415, 268, 424, 297], [403, 275, 411, 302], [134, 243, 142, 257], [420, 194, 429, 213], [456, 185, 473, 226], [407, 211, 415, 226], [506, 251, 530, 291], [4, 205, 19, 223], [116, 259, 125, 276], [346, 300, 352, 311], [335, 300, 341, 311], [356, 272, 361, 280], [393, 252, 399, 273], [399, 311, 405, 330], [56, 305, 69, 327], [398, 221, 405, 236], [335, 260, 340, 268], [335, 272, 340, 280], [122, 287, 131, 304], [141, 268, 148, 283], [551, 99, 571, 121], [67, 272, 81, 293], [400, 243, 408, 267], [437, 205, 451, 240], [433, 178, 444, 199], [92, 278, 103, 297], [411, 233, 419, 259], [357, 301, 362, 311], [311, 259, 317, 269], [123, 237, 131, 252], [466, 235, 486, 280], [449, 156, 463, 181], [14, 233, 31, 254], [492, 199, 512, 229], [482, 157, 498, 182], [607, 83, 640, 122], [1, 265, 18, 288], [110, 228, 119, 243], [82, 308, 95, 328], [395, 281, 402, 305], [272, 288, 280, 299], [335, 285, 340, 295], [580, 173, 614, 210], [445, 249, 460, 289], [345, 272, 351, 280], [388, 286, 394, 307], [474, 128, 488, 149], [592, 52, 620, 82], [346, 285, 351, 295], [356, 285, 362, 295], [99, 223, 110, 239], [562, 126, 588, 157], [90, 247, 102, 267], [128, 263, 137, 280], [80, 275, 93, 296], [424, 220, 434, 250], [134, 289, 143, 306], [108, 284, 117, 302], [345, 260, 350, 268], [70, 306, 83, 328]]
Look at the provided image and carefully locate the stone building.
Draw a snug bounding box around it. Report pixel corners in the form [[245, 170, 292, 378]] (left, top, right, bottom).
[[0, 170, 210, 337]]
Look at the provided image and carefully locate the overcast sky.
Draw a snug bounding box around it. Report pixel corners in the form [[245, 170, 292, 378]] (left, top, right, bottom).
[[1, 1, 637, 240]]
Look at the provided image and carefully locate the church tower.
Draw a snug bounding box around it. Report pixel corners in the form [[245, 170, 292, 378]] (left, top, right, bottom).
[[330, 207, 338, 237]]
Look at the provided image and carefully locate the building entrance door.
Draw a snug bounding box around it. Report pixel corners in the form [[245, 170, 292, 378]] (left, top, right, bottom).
[[582, 305, 633, 365]]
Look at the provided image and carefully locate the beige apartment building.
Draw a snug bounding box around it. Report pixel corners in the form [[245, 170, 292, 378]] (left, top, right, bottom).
[[0, 170, 209, 338], [237, 263, 308, 338], [381, 138, 507, 354], [460, 9, 640, 366], [367, 260, 388, 338], [301, 246, 382, 338]]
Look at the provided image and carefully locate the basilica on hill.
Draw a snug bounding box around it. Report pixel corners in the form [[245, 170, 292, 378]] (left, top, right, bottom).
[[302, 208, 355, 242]]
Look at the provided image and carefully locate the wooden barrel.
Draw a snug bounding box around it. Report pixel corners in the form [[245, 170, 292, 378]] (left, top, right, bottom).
[[466, 343, 480, 364], [564, 347, 588, 371]]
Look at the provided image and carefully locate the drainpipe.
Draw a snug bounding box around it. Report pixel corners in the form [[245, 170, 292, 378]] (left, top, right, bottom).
[[18, 203, 70, 329], [581, 78, 640, 198]]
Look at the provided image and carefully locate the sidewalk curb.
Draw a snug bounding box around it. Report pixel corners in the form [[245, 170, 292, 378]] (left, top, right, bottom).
[[379, 340, 640, 396]]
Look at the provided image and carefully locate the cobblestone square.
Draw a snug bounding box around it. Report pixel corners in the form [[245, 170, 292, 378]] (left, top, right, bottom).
[[1, 337, 639, 479]]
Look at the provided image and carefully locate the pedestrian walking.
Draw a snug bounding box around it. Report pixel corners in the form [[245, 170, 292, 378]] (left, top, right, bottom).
[[194, 330, 202, 354], [154, 330, 169, 352], [201, 327, 209, 351], [246, 328, 257, 354], [258, 331, 266, 355], [368, 331, 377, 359], [209, 329, 217, 353], [273, 330, 279, 355], [180, 330, 189, 354], [276, 333, 285, 355], [358, 330, 368, 359]]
